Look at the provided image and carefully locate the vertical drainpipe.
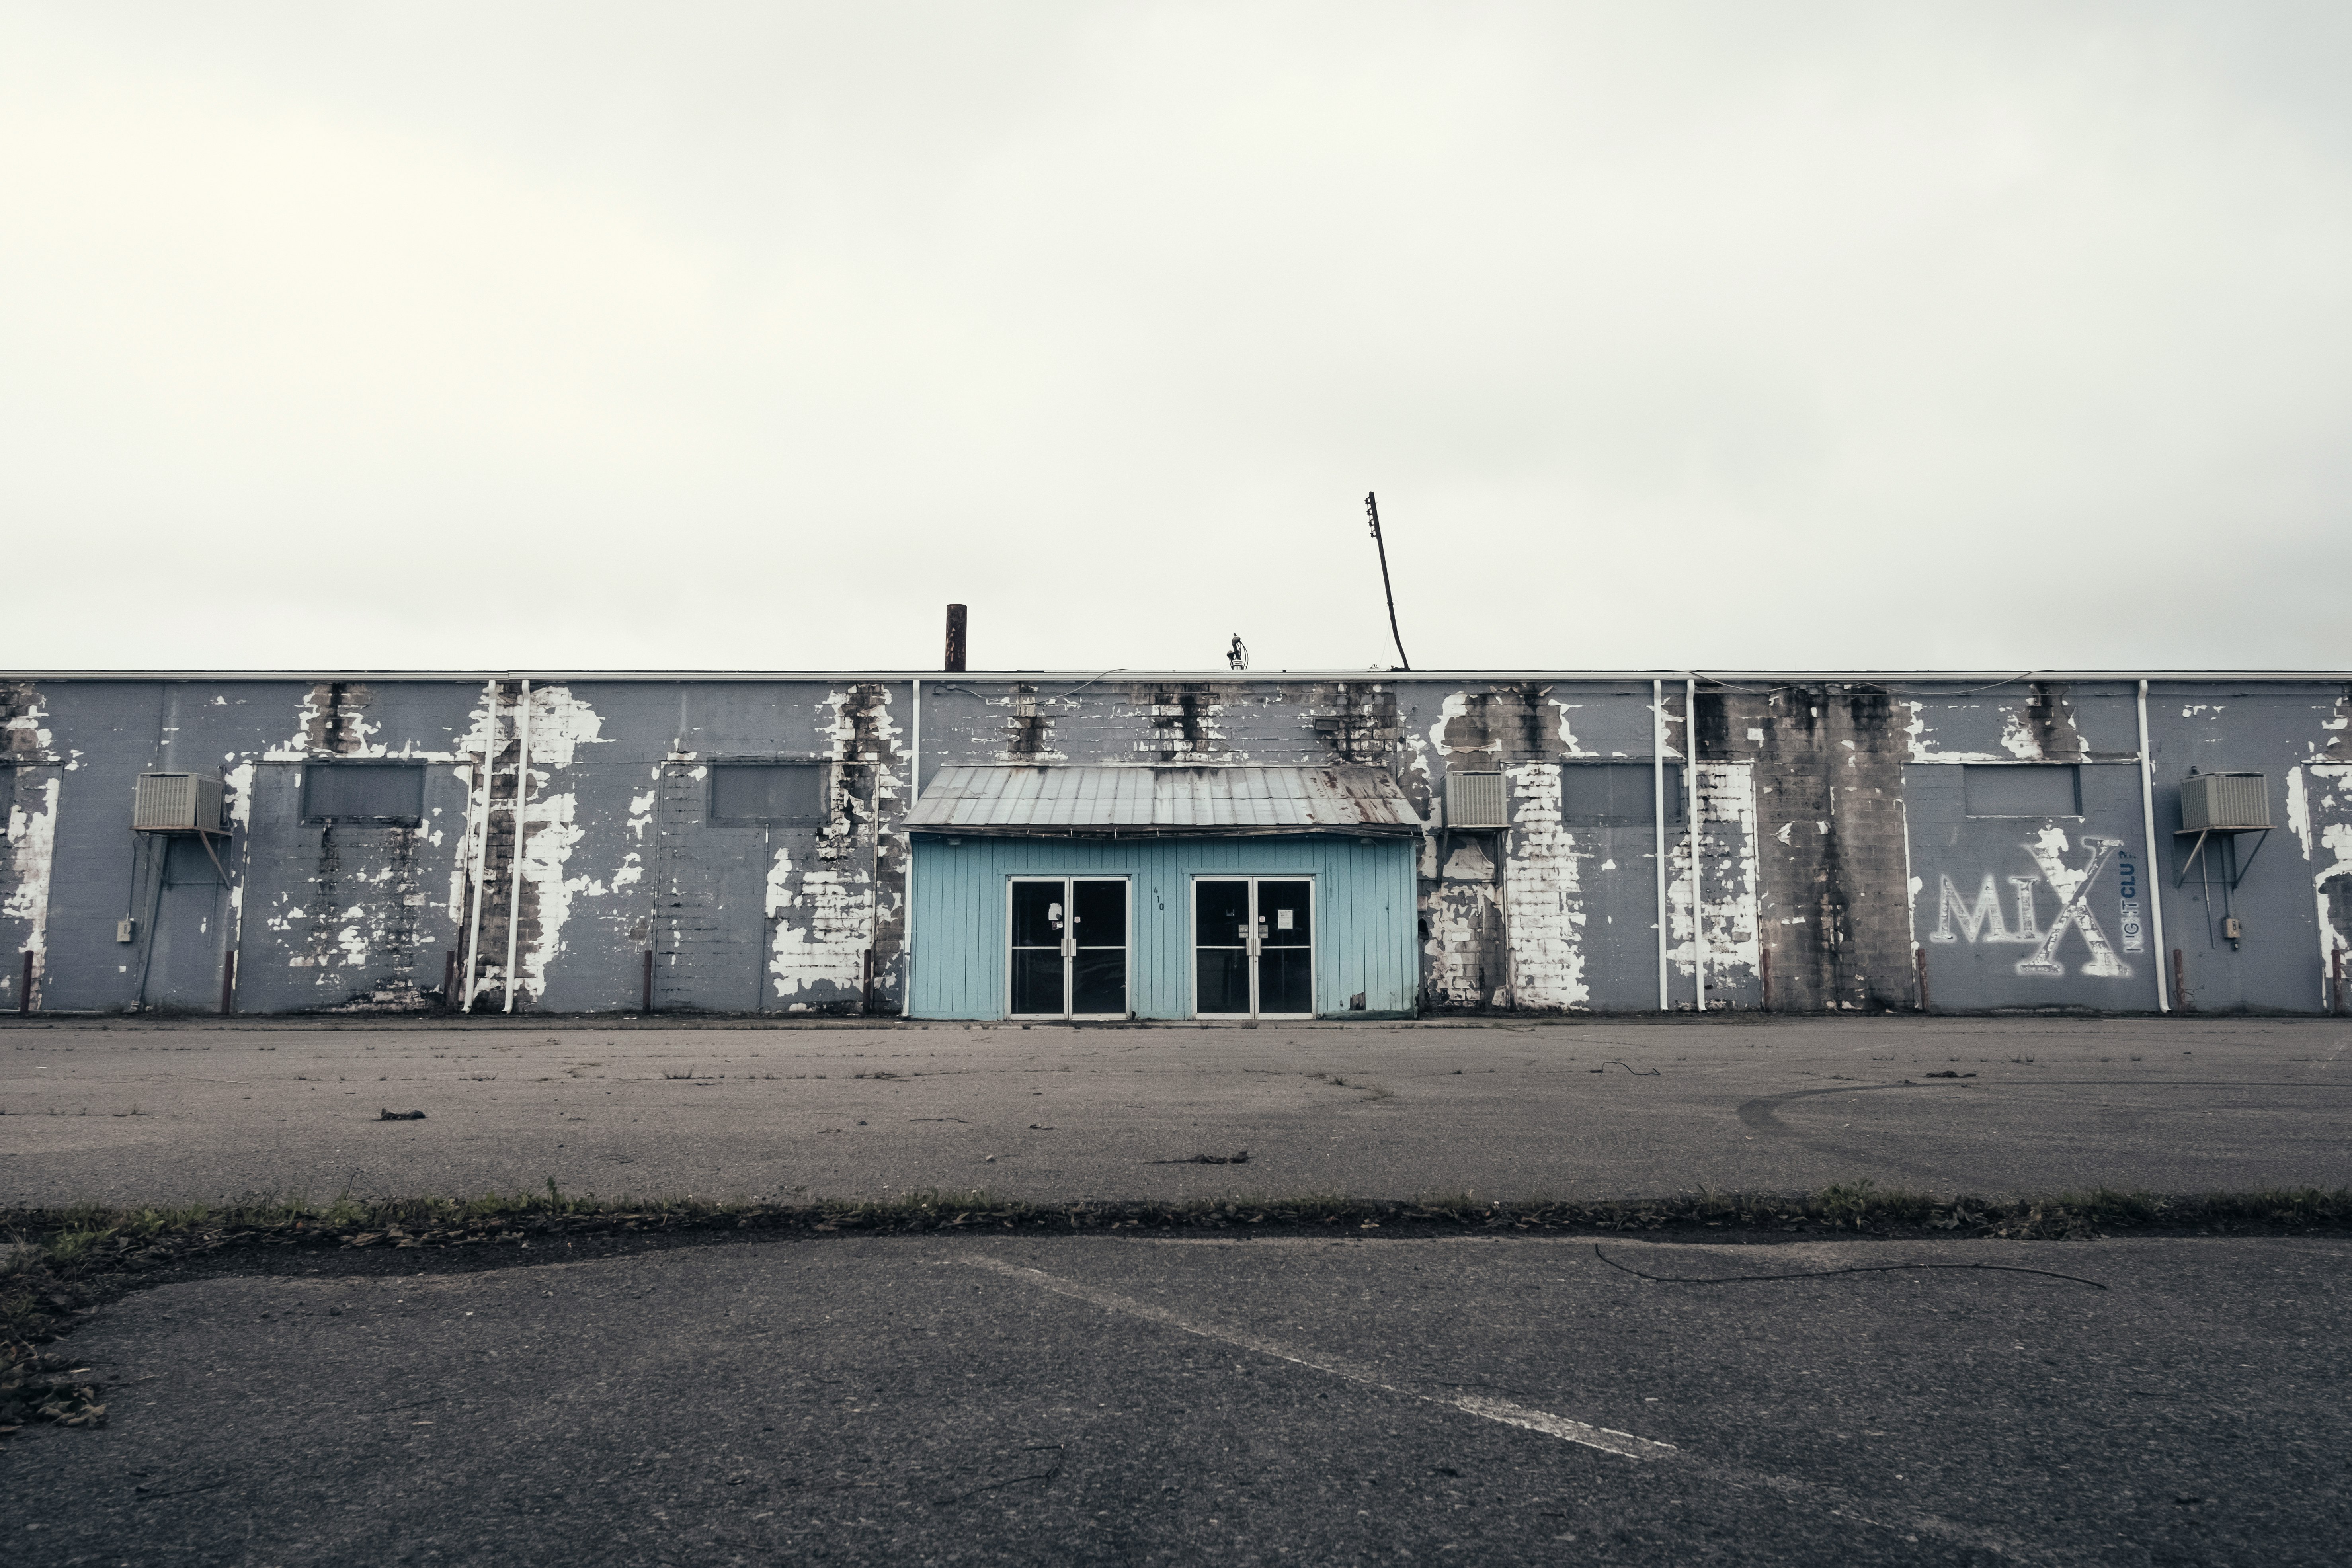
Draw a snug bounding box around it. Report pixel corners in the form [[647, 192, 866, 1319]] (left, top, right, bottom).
[[906, 678, 920, 1019], [503, 678, 531, 1013], [1687, 676, 1705, 1015], [2137, 678, 2170, 1013], [1652, 679, 1669, 1011]]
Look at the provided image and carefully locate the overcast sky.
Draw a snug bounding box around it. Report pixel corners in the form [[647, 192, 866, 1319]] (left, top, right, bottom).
[[3, 3, 2347, 675]]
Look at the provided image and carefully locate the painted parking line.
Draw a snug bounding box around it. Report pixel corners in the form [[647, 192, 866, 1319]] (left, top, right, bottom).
[[960, 1252, 1677, 1460], [960, 1248, 2043, 1561]]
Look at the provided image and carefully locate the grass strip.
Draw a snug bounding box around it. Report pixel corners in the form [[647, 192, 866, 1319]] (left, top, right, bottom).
[[5, 1179, 2346, 1435]]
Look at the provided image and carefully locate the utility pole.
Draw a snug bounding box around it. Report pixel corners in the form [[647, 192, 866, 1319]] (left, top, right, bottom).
[[1364, 491, 1411, 671]]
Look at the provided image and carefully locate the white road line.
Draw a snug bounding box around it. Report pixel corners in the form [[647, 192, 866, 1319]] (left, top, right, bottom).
[[958, 1250, 2041, 1561], [959, 1252, 1673, 1459]]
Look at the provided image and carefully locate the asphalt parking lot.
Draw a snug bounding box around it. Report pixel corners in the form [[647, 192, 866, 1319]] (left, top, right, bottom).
[[5, 1229, 2346, 1566], [4, 1015, 2347, 1206]]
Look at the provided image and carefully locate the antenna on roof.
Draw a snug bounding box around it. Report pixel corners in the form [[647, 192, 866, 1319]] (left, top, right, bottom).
[[1364, 492, 1412, 671]]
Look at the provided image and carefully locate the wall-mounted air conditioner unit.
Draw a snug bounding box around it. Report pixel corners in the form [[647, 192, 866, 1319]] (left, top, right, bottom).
[[1443, 771, 1507, 830], [133, 773, 226, 833], [2179, 773, 2269, 832]]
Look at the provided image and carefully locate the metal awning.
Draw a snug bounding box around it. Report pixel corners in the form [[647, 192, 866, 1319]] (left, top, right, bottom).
[[905, 765, 1425, 838]]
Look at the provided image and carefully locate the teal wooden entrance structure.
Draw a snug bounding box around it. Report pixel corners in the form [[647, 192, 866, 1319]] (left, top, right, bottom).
[[906, 833, 1418, 1020]]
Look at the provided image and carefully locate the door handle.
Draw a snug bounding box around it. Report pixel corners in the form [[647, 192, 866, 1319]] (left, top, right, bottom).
[[1062, 937, 1076, 959], [1246, 936, 1261, 957]]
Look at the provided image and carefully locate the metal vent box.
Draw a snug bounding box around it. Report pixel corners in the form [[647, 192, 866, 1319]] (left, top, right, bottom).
[[133, 773, 225, 832], [1443, 771, 1508, 830], [2178, 772, 2269, 832]]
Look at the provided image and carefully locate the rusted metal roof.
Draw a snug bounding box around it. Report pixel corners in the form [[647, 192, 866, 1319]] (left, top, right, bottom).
[[905, 765, 1424, 837]]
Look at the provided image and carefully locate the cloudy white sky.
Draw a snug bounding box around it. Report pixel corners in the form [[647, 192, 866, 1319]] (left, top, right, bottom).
[[3, 2, 2347, 674]]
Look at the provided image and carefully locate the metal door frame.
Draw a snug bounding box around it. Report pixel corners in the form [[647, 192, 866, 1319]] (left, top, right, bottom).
[[1003, 875, 1131, 1020], [1187, 873, 1317, 1020]]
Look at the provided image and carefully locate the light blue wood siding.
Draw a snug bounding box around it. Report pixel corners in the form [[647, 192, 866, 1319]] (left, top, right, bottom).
[[908, 834, 1417, 1020]]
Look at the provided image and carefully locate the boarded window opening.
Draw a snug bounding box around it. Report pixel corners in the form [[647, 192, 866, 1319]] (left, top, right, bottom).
[[1962, 764, 2080, 818], [1559, 762, 1683, 824], [711, 763, 826, 825], [302, 763, 425, 824]]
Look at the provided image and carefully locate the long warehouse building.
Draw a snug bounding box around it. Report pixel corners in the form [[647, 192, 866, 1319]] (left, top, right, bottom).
[[2, 671, 2347, 1019]]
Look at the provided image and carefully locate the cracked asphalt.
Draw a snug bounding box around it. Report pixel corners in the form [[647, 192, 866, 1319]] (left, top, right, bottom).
[[5, 1231, 2347, 1566], [4, 1015, 2348, 1205]]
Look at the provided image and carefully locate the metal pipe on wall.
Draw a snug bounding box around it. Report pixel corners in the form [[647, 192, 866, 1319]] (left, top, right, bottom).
[[1652, 678, 1669, 1011], [1687, 676, 1705, 1014], [2137, 679, 2170, 1012], [503, 678, 531, 1014], [945, 605, 967, 673]]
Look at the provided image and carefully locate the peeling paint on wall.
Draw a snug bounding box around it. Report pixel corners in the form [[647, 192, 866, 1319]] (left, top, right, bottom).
[[3, 774, 61, 1003], [1306, 683, 1401, 766], [2290, 763, 2352, 1000], [1499, 761, 1588, 1010], [504, 685, 609, 1004], [2, 682, 60, 1004], [765, 841, 874, 1006], [3, 683, 56, 762], [1668, 763, 1759, 1004], [1131, 683, 1230, 763], [997, 684, 1066, 763]]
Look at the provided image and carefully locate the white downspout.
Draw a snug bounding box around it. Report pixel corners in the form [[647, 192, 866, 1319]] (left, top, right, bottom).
[[2137, 678, 2170, 1013], [1653, 678, 1668, 1011], [503, 677, 531, 1013], [906, 677, 919, 1019], [1687, 676, 1704, 1014]]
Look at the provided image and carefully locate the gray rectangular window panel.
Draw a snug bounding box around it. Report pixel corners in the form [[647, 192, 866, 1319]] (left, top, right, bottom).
[[711, 764, 825, 824], [163, 836, 224, 886], [303, 763, 426, 824], [1962, 764, 2079, 818], [1559, 762, 1682, 824]]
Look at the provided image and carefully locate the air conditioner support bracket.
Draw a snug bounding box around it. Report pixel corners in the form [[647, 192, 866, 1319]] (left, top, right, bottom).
[[2174, 826, 2268, 890], [132, 826, 233, 885]]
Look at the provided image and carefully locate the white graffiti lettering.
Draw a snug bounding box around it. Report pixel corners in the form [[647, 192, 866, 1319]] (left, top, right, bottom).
[[2008, 877, 2042, 943], [2015, 834, 2130, 978], [1931, 874, 2016, 943]]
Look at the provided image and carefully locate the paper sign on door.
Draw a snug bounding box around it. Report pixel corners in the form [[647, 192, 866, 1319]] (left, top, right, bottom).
[[1277, 909, 1294, 930]]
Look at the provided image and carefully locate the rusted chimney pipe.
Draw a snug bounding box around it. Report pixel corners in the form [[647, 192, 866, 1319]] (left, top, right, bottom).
[[945, 604, 967, 673]]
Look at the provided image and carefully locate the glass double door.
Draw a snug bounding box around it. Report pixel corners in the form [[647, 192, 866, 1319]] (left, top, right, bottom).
[[1194, 878, 1314, 1017], [1009, 878, 1129, 1018]]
